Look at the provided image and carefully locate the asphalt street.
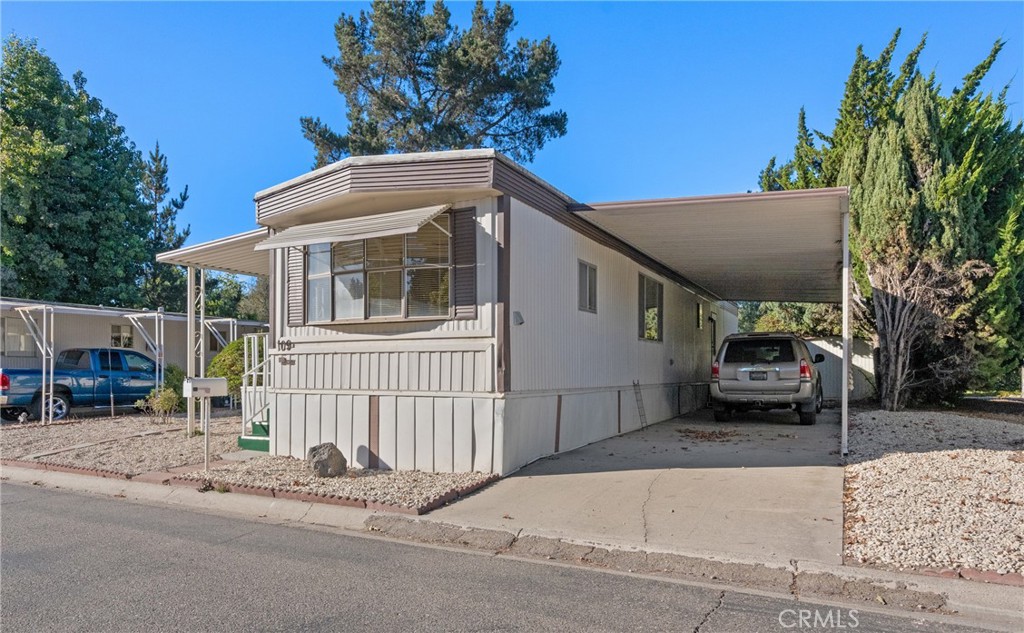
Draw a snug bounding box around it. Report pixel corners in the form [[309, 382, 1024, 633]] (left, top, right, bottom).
[[0, 483, 991, 633]]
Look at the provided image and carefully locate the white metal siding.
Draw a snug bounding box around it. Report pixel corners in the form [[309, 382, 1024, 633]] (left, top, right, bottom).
[[508, 199, 717, 392]]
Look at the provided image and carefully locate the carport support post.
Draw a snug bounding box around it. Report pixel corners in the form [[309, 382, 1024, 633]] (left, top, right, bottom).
[[186, 266, 196, 435], [841, 197, 851, 456]]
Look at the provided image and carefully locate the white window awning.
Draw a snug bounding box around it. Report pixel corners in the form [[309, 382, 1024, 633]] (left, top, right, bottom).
[[253, 203, 452, 252]]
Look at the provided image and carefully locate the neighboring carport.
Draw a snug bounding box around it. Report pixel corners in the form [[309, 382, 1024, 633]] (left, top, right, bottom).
[[156, 228, 269, 434], [570, 187, 852, 454]]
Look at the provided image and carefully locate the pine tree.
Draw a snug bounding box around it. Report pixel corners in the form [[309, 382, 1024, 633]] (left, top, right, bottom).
[[139, 142, 191, 311], [301, 0, 567, 166]]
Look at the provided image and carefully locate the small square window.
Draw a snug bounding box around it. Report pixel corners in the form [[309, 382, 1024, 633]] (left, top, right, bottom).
[[1, 317, 35, 356], [578, 261, 597, 312], [111, 324, 133, 348]]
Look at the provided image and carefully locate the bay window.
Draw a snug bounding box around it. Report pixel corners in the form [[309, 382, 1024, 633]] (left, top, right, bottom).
[[306, 214, 451, 322]]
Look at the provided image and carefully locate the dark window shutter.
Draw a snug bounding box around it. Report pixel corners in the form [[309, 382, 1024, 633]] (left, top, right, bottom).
[[451, 209, 477, 320], [287, 247, 305, 327]]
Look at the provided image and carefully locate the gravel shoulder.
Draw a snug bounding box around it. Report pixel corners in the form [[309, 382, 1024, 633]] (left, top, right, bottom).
[[1, 414, 241, 476], [845, 410, 1024, 575], [178, 455, 493, 510]]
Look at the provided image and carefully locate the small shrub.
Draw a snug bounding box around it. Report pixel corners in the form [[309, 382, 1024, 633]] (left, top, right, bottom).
[[163, 364, 187, 408], [135, 386, 182, 423]]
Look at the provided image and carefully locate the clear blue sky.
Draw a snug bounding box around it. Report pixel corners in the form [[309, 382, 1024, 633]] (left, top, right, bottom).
[[3, 2, 1022, 245]]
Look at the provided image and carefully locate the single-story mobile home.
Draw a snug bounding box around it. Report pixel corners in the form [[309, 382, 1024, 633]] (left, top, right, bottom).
[[158, 149, 853, 474]]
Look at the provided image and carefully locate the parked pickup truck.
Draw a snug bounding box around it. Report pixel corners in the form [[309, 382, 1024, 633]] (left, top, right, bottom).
[[0, 348, 158, 422]]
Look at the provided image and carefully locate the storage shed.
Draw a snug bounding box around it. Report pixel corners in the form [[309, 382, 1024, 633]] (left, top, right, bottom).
[[158, 149, 852, 474]]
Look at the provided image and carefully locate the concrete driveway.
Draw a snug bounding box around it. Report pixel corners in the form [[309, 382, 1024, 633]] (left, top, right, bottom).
[[433, 408, 845, 567]]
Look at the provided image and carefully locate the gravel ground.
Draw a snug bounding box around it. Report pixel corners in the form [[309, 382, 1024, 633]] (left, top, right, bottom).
[[845, 410, 1024, 574], [1, 414, 242, 476], [178, 455, 494, 509]]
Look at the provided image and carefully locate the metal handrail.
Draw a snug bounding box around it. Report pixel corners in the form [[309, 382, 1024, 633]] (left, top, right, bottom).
[[240, 333, 269, 438]]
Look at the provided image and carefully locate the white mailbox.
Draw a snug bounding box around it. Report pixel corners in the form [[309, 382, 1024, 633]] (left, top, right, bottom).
[[182, 377, 228, 398]]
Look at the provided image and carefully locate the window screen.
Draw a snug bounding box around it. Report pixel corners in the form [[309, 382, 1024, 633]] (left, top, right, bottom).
[[638, 274, 663, 341], [578, 261, 597, 312]]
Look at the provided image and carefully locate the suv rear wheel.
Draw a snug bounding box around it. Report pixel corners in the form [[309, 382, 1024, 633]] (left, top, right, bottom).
[[713, 406, 732, 422], [798, 404, 816, 425]]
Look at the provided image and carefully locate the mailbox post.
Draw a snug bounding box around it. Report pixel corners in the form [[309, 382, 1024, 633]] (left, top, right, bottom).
[[182, 378, 228, 471]]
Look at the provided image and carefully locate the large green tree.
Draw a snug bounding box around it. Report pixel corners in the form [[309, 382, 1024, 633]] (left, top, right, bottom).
[[301, 0, 567, 167], [762, 31, 1024, 408], [139, 142, 191, 312], [1, 36, 150, 305]]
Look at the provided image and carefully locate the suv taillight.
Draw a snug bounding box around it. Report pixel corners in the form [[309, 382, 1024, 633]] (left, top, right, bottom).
[[0, 373, 9, 392], [799, 359, 812, 380], [711, 361, 720, 380]]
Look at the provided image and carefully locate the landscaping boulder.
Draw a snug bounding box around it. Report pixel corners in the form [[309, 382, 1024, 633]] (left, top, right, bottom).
[[306, 442, 347, 477]]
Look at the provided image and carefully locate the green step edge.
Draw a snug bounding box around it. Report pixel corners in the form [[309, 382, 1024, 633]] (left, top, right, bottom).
[[250, 422, 270, 437], [237, 436, 270, 452]]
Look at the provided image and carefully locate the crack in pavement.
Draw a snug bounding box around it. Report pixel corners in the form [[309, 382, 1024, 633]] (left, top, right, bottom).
[[789, 559, 799, 597], [693, 590, 726, 633], [640, 470, 668, 544]]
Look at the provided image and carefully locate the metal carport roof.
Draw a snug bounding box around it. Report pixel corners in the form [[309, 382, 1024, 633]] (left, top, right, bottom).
[[571, 187, 849, 303], [156, 228, 269, 277]]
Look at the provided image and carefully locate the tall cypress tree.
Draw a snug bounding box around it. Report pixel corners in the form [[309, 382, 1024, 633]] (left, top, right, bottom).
[[763, 31, 1024, 406]]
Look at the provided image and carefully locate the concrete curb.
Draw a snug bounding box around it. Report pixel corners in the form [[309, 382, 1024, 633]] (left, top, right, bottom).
[[364, 516, 942, 609], [3, 465, 1021, 632]]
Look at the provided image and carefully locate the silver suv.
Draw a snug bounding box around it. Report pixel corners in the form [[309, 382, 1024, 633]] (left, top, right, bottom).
[[710, 332, 824, 425]]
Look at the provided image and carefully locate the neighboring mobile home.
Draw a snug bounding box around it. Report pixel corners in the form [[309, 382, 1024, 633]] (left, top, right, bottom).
[[158, 149, 851, 474], [0, 297, 266, 371]]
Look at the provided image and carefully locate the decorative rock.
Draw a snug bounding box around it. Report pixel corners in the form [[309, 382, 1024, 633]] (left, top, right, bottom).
[[306, 442, 347, 477]]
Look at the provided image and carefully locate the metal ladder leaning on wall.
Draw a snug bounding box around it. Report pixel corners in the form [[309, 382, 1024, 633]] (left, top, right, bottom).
[[632, 380, 648, 430]]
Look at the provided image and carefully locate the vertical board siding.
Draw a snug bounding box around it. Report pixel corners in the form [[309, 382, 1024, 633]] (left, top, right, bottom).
[[433, 398, 455, 472], [396, 397, 417, 468], [414, 398, 435, 471], [472, 399, 494, 472], [272, 348, 493, 393], [453, 399, 475, 472], [378, 397, 398, 470], [352, 396, 370, 468]]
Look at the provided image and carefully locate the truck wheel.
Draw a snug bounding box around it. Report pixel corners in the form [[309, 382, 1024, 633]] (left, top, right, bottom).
[[815, 384, 824, 414], [31, 394, 70, 421], [1, 408, 25, 422], [713, 406, 732, 422]]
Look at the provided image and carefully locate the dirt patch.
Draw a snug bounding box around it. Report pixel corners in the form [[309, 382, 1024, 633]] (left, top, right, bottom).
[[675, 428, 740, 442]]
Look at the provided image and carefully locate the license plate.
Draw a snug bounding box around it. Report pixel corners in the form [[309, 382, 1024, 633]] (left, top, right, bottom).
[[749, 371, 767, 381]]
